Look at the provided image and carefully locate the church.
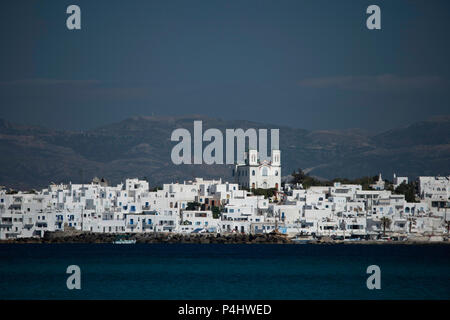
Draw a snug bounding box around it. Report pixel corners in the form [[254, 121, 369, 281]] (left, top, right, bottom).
[[233, 149, 281, 190]]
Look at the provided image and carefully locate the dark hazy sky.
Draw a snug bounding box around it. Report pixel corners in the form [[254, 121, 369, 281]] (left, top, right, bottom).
[[0, 0, 449, 132]]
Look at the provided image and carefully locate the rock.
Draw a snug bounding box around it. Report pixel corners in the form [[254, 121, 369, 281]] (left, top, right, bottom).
[[0, 230, 302, 244]]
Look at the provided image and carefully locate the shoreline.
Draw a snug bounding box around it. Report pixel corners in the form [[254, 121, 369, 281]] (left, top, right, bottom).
[[0, 231, 448, 245]]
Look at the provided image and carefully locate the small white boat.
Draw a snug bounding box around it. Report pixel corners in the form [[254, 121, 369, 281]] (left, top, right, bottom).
[[291, 236, 314, 244], [113, 239, 136, 244]]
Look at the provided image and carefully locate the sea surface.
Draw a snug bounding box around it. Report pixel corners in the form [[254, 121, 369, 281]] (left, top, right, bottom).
[[0, 243, 449, 299]]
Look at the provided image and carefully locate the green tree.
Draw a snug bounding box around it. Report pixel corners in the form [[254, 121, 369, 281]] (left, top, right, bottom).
[[394, 182, 417, 202], [291, 168, 307, 185], [333, 176, 377, 190], [251, 188, 277, 199], [186, 201, 201, 211], [290, 169, 329, 188], [211, 206, 221, 219], [380, 217, 391, 236]]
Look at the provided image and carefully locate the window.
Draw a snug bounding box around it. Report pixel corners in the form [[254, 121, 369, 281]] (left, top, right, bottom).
[[275, 170, 278, 176], [262, 167, 268, 176], [252, 170, 255, 176]]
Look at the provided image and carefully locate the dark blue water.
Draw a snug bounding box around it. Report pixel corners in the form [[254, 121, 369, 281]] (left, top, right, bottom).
[[0, 244, 449, 299]]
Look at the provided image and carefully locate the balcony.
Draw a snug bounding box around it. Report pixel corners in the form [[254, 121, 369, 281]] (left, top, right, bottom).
[[35, 222, 48, 228], [0, 219, 13, 227], [5, 231, 20, 238], [0, 222, 13, 228], [142, 223, 153, 230], [24, 221, 34, 227]]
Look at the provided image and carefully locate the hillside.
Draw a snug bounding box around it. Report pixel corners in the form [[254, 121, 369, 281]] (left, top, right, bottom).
[[0, 115, 448, 190]]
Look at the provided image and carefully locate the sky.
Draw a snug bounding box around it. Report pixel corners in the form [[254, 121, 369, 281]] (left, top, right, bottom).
[[0, 0, 449, 132]]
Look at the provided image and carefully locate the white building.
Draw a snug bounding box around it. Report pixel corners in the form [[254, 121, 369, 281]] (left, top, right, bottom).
[[234, 149, 281, 190], [370, 173, 385, 190], [393, 173, 408, 189], [418, 176, 450, 217], [1, 172, 448, 240]]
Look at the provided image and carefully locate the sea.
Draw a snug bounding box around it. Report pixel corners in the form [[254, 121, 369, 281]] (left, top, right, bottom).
[[0, 243, 448, 300]]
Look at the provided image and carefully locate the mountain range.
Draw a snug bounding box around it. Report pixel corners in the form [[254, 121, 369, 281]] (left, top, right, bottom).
[[0, 115, 449, 190]]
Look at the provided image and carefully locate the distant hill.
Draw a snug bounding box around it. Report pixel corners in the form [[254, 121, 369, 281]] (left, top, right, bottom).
[[372, 116, 450, 148], [0, 115, 449, 190]]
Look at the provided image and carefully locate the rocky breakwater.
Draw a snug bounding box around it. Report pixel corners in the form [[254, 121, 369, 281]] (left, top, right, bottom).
[[0, 231, 293, 244]]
